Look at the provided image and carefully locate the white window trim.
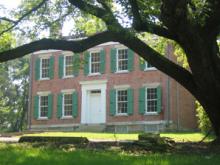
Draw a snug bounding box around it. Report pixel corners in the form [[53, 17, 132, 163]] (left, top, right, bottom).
[[89, 51, 101, 75], [38, 93, 49, 119], [116, 88, 129, 116], [63, 54, 74, 78], [144, 87, 159, 115], [144, 61, 157, 71], [62, 92, 73, 118], [116, 48, 129, 73], [40, 57, 50, 80]]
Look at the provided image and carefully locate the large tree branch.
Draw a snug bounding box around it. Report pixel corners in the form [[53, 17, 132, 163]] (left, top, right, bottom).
[[68, 0, 120, 28], [128, 0, 177, 40], [115, 29, 198, 97], [0, 31, 116, 62], [0, 0, 48, 36]]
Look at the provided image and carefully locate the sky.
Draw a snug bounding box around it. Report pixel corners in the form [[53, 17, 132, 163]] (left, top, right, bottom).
[[0, 0, 72, 36], [0, 0, 21, 9]]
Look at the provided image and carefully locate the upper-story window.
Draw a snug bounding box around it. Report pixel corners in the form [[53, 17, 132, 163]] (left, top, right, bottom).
[[64, 55, 73, 77], [41, 58, 50, 79], [145, 61, 156, 70], [90, 52, 100, 74], [139, 57, 156, 71], [117, 49, 128, 72]]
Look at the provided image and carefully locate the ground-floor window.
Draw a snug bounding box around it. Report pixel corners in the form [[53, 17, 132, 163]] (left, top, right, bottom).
[[39, 95, 49, 117], [116, 89, 128, 114], [63, 93, 73, 117], [145, 88, 157, 113]]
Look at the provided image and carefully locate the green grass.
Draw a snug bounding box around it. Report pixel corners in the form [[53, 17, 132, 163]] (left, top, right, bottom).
[[22, 132, 214, 142], [0, 143, 220, 165]]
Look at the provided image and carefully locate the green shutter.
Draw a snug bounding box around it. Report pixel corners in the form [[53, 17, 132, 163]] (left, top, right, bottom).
[[57, 93, 63, 118], [48, 94, 53, 119], [157, 85, 162, 113], [128, 49, 134, 71], [127, 88, 134, 115], [72, 92, 78, 118], [34, 95, 39, 119], [84, 51, 90, 75], [100, 49, 106, 74], [110, 89, 116, 116], [73, 54, 80, 76], [49, 56, 54, 79], [35, 58, 40, 80], [139, 87, 146, 114], [110, 48, 116, 73], [59, 55, 64, 78], [139, 58, 146, 71]]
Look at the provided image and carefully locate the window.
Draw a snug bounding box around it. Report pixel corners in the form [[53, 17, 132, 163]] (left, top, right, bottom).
[[39, 95, 48, 118], [146, 88, 157, 113], [117, 49, 128, 71], [41, 58, 50, 79], [145, 61, 156, 70], [116, 89, 128, 114], [90, 52, 100, 74], [63, 93, 73, 117], [64, 55, 73, 77]]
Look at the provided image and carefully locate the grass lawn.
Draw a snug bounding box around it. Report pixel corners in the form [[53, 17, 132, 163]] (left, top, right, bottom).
[[22, 132, 214, 142], [0, 143, 220, 165]]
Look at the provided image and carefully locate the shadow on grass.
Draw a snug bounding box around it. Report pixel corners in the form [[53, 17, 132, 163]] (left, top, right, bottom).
[[0, 143, 220, 165]]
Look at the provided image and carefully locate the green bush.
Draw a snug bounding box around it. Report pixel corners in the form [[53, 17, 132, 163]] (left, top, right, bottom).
[[196, 101, 212, 133]]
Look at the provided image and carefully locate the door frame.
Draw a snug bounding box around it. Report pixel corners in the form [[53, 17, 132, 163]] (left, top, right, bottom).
[[80, 80, 107, 124]]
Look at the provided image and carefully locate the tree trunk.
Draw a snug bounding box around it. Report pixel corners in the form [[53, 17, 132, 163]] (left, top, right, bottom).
[[199, 97, 220, 143]]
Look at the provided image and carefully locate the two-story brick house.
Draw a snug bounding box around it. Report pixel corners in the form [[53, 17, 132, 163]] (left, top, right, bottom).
[[28, 42, 197, 132]]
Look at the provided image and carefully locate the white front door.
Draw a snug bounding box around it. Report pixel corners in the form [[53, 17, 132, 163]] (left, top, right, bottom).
[[80, 80, 107, 124], [88, 91, 104, 123]]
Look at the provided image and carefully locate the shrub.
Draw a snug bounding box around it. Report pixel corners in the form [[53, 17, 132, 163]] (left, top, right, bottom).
[[196, 101, 212, 133]]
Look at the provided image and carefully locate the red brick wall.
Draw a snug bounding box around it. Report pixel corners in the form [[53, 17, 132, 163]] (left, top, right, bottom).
[[29, 43, 197, 130]]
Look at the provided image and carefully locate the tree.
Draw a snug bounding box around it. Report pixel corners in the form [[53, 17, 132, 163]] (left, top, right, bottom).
[[0, 0, 220, 141]]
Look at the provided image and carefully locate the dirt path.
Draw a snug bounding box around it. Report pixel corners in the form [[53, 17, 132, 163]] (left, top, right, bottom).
[[0, 137, 19, 143]]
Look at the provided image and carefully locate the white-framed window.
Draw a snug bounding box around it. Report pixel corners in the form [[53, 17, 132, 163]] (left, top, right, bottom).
[[64, 55, 73, 77], [116, 89, 128, 114], [90, 51, 100, 74], [145, 88, 157, 113], [145, 61, 156, 70], [117, 49, 128, 72], [62, 93, 73, 117], [40, 58, 50, 79], [39, 95, 49, 118]]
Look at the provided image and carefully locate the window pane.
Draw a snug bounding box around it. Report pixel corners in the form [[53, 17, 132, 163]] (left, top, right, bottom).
[[90, 52, 100, 73], [117, 90, 128, 114], [117, 49, 128, 71], [41, 58, 50, 78], [64, 94, 72, 116], [145, 61, 154, 69], [146, 88, 157, 112], [65, 56, 73, 76], [40, 96, 48, 117]]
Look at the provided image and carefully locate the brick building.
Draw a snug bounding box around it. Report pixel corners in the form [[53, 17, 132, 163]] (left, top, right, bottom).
[[28, 42, 197, 132]]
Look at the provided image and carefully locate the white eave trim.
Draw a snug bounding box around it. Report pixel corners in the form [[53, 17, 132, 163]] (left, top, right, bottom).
[[33, 50, 60, 55]]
